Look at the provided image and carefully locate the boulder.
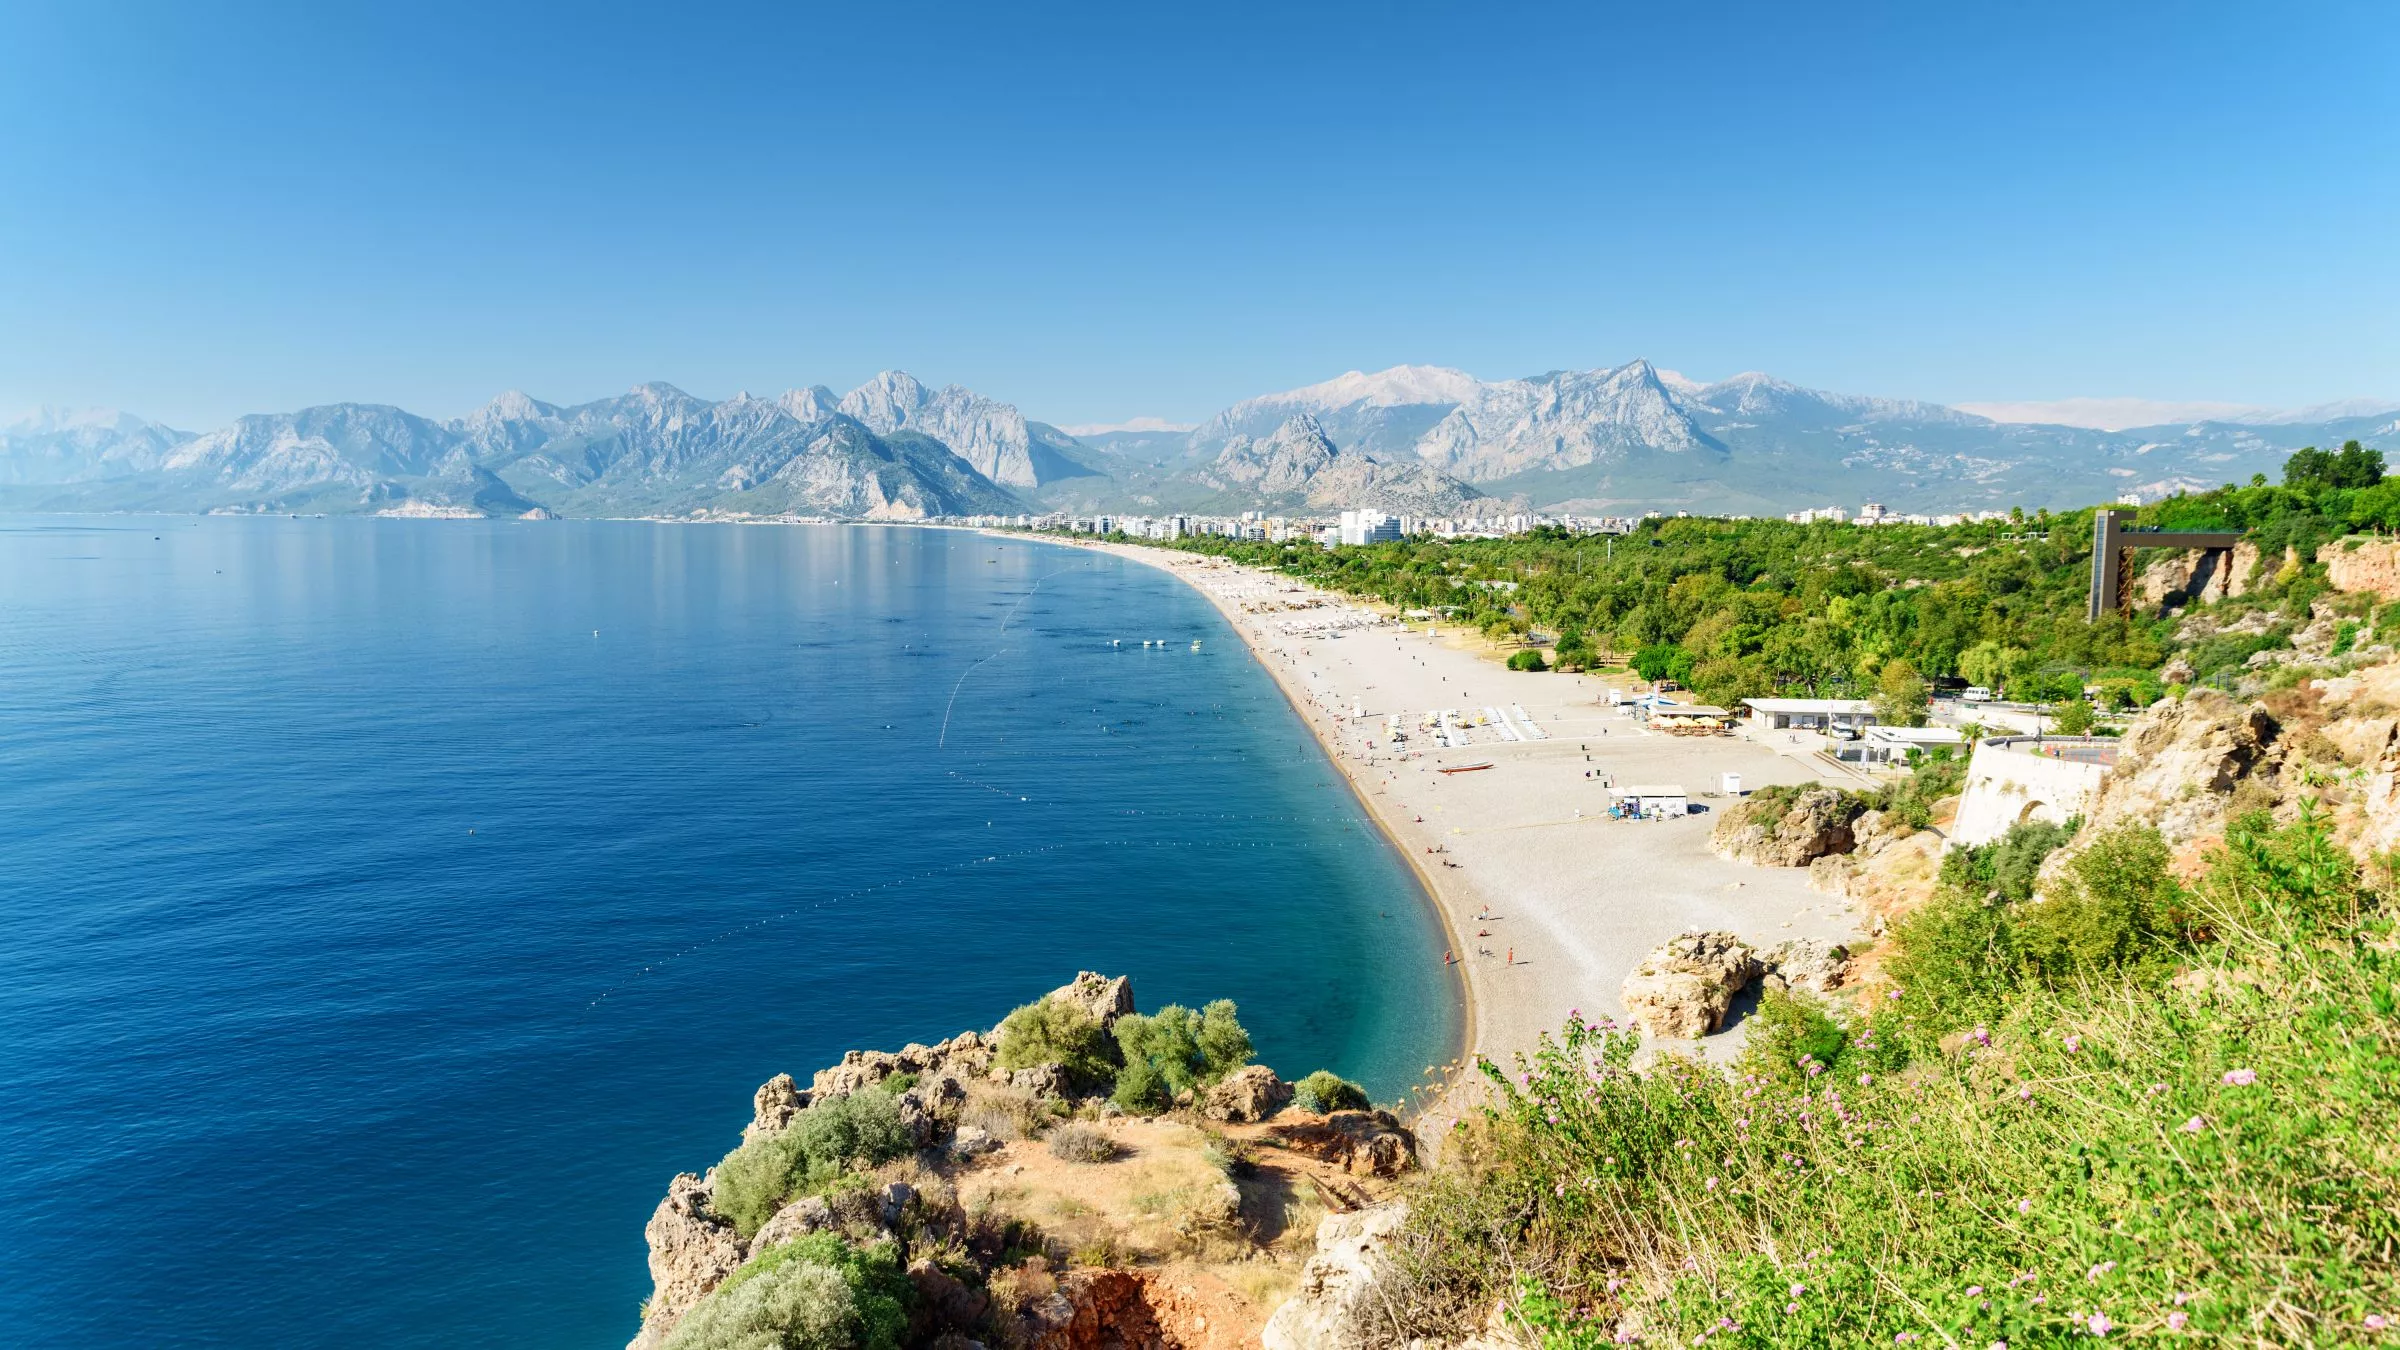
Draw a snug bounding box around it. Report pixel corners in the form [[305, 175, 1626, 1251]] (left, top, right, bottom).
[[1203, 1065, 1293, 1123], [744, 1073, 807, 1143], [744, 1194, 835, 1260], [1269, 1109, 1416, 1178], [1710, 787, 1865, 867], [1008, 1064, 1073, 1100], [1620, 930, 1761, 1038], [1261, 1203, 1411, 1350], [1047, 971, 1136, 1028], [629, 1173, 744, 1349], [810, 1030, 996, 1099], [1761, 938, 1849, 995], [948, 1124, 1003, 1160]]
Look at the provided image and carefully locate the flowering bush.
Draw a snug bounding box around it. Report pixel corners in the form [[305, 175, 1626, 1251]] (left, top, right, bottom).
[[1395, 809, 2400, 1346]]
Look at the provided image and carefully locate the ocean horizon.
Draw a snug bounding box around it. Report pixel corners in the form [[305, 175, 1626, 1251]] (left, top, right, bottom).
[[0, 515, 1458, 1348]]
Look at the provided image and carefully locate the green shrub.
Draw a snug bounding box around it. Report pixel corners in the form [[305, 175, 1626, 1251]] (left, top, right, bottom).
[[1732, 989, 1852, 1087], [1390, 806, 2399, 1348], [1940, 818, 2076, 904], [2050, 697, 2096, 734], [665, 1233, 911, 1350], [1111, 999, 1252, 1106], [1506, 648, 1549, 672], [1291, 1069, 1370, 1114], [2013, 821, 2187, 981], [995, 997, 1117, 1090], [1109, 1057, 1170, 1115], [712, 1091, 914, 1239]]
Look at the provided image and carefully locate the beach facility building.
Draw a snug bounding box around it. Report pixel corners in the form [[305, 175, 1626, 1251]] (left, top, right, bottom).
[[1742, 697, 1879, 733], [1645, 703, 1733, 732], [1831, 724, 1964, 766], [1612, 784, 1690, 818]]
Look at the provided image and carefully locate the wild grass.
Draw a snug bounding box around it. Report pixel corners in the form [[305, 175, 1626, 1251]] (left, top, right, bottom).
[[1398, 806, 2400, 1346]]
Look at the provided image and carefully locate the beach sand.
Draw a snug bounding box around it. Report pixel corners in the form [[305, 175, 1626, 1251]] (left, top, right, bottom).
[[1074, 540, 1868, 1121]]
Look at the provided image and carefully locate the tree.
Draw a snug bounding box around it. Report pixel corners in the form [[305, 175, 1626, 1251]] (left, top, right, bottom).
[[1873, 658, 1930, 728], [2284, 440, 2387, 491], [996, 998, 1117, 1090], [2051, 697, 2095, 735]]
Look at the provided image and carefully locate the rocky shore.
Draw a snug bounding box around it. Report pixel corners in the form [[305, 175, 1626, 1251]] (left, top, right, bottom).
[[631, 973, 1418, 1350]]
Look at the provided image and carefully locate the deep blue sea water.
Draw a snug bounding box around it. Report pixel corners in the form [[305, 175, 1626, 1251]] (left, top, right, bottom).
[[0, 516, 1458, 1349]]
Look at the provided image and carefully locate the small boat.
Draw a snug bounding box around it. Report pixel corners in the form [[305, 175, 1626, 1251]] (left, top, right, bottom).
[[1438, 762, 1495, 774]]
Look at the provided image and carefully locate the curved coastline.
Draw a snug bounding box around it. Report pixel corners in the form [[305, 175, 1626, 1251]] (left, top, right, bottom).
[[1000, 531, 1478, 1112]]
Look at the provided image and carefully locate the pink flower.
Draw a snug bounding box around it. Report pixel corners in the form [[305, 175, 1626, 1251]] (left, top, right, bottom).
[[2063, 1034, 2082, 1053], [1887, 988, 1904, 1001], [2180, 1115, 2207, 1134], [2087, 1311, 2112, 1335], [1896, 1334, 1918, 1344], [2366, 1313, 2389, 1331], [2172, 1292, 2192, 1306], [2087, 1261, 2115, 1282], [2018, 1086, 2035, 1101], [1705, 1176, 1718, 1190], [1791, 1282, 1807, 1297], [1966, 1286, 1984, 1297], [2017, 1199, 2032, 1214], [2222, 1068, 2256, 1086], [2167, 1312, 2188, 1331], [1858, 1073, 1874, 1086], [1785, 1301, 1799, 1314], [1971, 1025, 1991, 1046]]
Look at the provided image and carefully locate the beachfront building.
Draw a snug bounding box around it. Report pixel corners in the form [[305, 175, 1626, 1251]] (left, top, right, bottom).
[[1741, 697, 1880, 733], [1829, 724, 1964, 766], [1645, 703, 1733, 732], [1612, 784, 1690, 818]]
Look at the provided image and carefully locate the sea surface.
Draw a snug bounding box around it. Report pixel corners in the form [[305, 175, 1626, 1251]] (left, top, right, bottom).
[[0, 516, 1458, 1349]]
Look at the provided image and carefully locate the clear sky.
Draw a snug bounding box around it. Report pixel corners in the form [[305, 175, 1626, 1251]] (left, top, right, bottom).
[[2, 1, 2395, 430]]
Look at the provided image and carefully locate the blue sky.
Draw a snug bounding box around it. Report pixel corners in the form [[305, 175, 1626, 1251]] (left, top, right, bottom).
[[2, 1, 2395, 430]]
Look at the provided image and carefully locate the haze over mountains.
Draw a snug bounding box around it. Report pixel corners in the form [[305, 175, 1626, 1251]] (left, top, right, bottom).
[[6, 363, 2395, 521]]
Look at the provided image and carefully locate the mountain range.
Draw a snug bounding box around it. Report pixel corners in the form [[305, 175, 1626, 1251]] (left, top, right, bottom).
[[6, 363, 2394, 520]]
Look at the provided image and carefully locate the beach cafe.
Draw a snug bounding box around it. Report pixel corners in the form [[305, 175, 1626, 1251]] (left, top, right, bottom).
[[1610, 784, 1690, 819], [1644, 702, 1732, 733], [1740, 697, 1880, 734]]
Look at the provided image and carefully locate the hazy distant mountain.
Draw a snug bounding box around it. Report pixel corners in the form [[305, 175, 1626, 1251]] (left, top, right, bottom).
[[0, 377, 1027, 519], [0, 408, 191, 485], [1199, 413, 1481, 514], [6, 364, 2393, 519]]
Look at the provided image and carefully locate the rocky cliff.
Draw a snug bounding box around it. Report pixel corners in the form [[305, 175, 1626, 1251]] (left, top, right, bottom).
[[630, 972, 1419, 1350]]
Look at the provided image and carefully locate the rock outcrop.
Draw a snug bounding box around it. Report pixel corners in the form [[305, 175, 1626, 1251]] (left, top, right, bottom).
[[2326, 536, 2400, 602], [1761, 937, 1849, 995], [745, 1072, 807, 1143], [1202, 1065, 1293, 1123], [1046, 971, 1136, 1028], [1270, 1110, 1417, 1178], [630, 1173, 744, 1350], [1710, 787, 1865, 867], [1261, 1202, 1412, 1350], [2073, 689, 2281, 847], [1620, 930, 1761, 1038], [809, 1029, 995, 1098]]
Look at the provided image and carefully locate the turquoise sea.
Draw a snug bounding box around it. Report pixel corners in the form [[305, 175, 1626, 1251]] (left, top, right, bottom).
[[0, 517, 1458, 1348]]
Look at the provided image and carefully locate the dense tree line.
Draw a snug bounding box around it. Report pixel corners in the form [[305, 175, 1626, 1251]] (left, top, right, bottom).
[[1124, 444, 2390, 712]]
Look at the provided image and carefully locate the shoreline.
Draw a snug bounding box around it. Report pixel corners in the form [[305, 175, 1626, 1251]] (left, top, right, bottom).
[[1014, 532, 1869, 1131]]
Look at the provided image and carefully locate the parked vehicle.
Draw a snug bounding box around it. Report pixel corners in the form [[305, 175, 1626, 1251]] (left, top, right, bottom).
[[1962, 686, 1994, 702]]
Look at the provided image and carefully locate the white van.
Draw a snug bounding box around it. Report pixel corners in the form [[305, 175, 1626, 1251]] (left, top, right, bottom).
[[1962, 686, 1994, 703]]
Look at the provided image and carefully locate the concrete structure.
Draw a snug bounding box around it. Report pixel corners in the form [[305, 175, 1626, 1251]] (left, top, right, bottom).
[[1948, 735, 2120, 847], [1742, 697, 1879, 733], [2087, 510, 2241, 621]]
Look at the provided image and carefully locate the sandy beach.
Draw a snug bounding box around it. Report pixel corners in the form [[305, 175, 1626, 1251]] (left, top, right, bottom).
[[1059, 539, 1868, 1116]]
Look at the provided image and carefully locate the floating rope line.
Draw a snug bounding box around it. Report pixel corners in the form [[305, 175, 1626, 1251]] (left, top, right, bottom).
[[935, 561, 1088, 750]]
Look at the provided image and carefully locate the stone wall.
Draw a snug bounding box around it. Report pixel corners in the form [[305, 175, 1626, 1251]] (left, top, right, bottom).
[[1948, 738, 2111, 848]]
